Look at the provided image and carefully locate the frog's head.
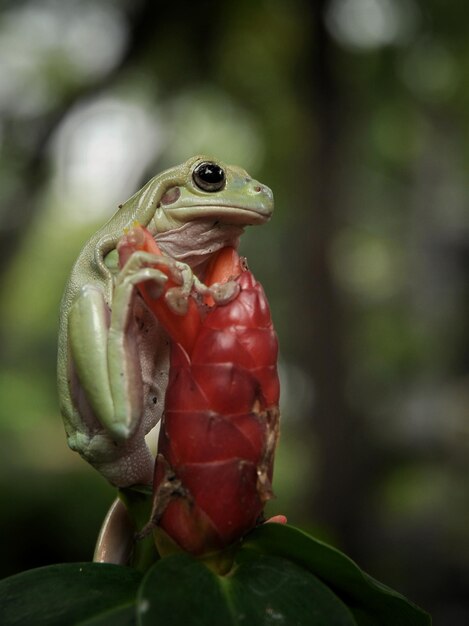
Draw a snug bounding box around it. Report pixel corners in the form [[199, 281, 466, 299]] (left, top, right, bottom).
[[147, 155, 273, 234]]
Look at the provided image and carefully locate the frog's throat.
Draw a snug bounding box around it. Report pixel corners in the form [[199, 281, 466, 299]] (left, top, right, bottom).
[[154, 220, 244, 269]]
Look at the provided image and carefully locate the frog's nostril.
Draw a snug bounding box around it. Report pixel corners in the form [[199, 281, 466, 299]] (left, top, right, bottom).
[[254, 186, 262, 193]]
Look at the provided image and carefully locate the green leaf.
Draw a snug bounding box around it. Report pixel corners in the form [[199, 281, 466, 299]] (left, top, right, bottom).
[[79, 604, 136, 626], [244, 524, 431, 626], [0, 526, 431, 625], [138, 551, 357, 626], [0, 562, 142, 626]]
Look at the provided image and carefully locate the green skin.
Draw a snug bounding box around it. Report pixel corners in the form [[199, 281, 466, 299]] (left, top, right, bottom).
[[57, 155, 274, 487]]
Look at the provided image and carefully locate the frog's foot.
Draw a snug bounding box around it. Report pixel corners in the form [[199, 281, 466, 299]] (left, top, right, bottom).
[[205, 280, 240, 305], [115, 265, 169, 308], [119, 248, 202, 314], [68, 429, 154, 487], [163, 262, 196, 315], [192, 276, 240, 306], [165, 274, 240, 316], [118, 249, 186, 288]]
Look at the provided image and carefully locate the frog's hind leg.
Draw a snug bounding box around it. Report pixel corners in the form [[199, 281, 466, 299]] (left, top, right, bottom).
[[68, 264, 167, 437]]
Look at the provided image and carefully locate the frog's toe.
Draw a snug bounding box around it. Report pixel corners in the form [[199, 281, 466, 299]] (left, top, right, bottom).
[[108, 423, 131, 440], [67, 431, 90, 453]]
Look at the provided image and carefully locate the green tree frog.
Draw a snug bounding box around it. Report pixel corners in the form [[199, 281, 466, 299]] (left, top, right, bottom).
[[58, 155, 273, 487]]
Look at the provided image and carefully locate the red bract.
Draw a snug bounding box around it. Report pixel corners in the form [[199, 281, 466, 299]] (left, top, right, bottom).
[[118, 225, 280, 555]]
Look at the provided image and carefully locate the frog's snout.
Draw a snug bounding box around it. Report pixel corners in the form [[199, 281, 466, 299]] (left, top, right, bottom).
[[251, 181, 267, 192], [247, 179, 274, 208], [255, 183, 273, 201]]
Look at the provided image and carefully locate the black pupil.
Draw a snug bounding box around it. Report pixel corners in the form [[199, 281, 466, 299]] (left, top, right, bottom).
[[193, 162, 225, 191], [197, 163, 223, 183]]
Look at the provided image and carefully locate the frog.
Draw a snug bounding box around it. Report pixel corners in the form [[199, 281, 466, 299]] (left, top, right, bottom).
[[57, 155, 274, 488]]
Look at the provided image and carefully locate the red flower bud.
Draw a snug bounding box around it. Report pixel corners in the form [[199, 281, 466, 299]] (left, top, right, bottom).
[[118, 226, 280, 555]]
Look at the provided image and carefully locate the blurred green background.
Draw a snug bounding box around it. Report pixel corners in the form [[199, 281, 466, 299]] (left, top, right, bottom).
[[0, 0, 468, 622]]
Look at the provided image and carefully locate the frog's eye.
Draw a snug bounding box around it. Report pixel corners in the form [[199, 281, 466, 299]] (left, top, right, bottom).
[[192, 162, 225, 192]]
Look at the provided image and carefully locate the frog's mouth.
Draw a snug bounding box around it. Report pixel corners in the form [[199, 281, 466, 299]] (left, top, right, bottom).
[[167, 204, 271, 226]]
